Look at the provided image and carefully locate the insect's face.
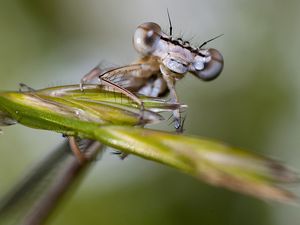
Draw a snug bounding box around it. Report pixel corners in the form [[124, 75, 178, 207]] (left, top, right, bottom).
[[161, 47, 224, 80], [192, 48, 224, 81], [133, 22, 162, 55], [133, 22, 223, 81]]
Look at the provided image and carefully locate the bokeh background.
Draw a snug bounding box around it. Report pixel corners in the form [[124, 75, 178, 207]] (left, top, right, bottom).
[[0, 0, 299, 224]]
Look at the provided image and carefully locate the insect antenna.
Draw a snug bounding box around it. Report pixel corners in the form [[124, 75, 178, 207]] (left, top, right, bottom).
[[199, 34, 224, 48], [167, 8, 173, 36]]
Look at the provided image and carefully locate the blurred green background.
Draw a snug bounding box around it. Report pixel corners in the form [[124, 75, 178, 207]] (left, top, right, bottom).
[[0, 0, 299, 224]]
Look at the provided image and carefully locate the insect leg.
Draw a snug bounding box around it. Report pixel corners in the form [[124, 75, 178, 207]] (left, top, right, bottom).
[[111, 150, 129, 160], [99, 77, 143, 106], [80, 66, 103, 91], [99, 64, 153, 107], [99, 77, 145, 122], [68, 136, 86, 164], [160, 65, 183, 131], [19, 83, 36, 92], [80, 63, 116, 91]]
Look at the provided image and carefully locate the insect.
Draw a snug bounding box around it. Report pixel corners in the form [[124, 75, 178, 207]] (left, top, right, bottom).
[[80, 13, 224, 131]]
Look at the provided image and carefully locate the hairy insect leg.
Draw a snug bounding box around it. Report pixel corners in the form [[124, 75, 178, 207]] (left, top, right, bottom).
[[111, 150, 129, 160], [176, 112, 187, 133], [99, 77, 143, 107], [98, 64, 155, 122], [80, 66, 103, 91], [80, 61, 117, 91], [19, 83, 36, 92], [160, 65, 183, 132], [68, 137, 104, 163], [68, 136, 86, 164]]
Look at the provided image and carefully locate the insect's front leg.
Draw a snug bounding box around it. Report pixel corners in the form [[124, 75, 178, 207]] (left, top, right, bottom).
[[98, 64, 149, 109], [159, 65, 183, 132], [80, 63, 115, 91]]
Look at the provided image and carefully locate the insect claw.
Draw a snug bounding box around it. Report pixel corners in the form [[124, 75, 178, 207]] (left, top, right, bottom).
[[119, 153, 129, 160], [19, 83, 35, 92], [176, 114, 187, 133], [174, 118, 181, 130], [79, 81, 85, 92], [111, 150, 122, 155], [111, 150, 129, 160], [176, 126, 185, 133]]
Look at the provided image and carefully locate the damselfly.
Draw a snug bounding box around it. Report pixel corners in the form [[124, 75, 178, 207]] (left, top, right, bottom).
[[80, 13, 224, 131]]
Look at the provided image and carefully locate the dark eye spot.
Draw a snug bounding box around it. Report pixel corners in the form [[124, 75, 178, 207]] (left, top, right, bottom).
[[144, 30, 156, 46]]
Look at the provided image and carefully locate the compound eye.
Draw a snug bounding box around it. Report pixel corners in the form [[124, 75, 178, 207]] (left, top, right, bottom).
[[133, 22, 161, 55], [195, 48, 224, 81]]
